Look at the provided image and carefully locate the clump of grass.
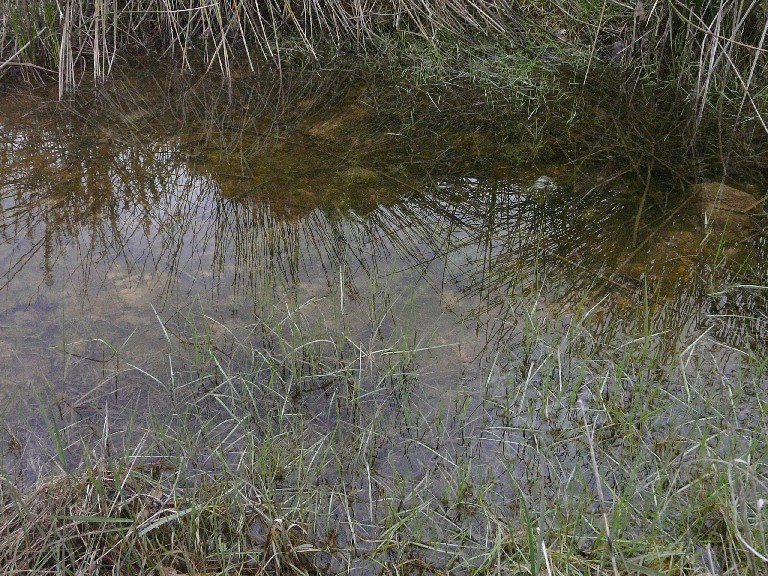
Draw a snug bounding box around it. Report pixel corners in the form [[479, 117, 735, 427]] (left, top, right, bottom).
[[0, 0, 510, 94], [0, 459, 324, 574]]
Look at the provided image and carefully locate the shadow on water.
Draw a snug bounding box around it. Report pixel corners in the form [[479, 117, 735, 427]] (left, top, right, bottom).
[[0, 62, 766, 482]]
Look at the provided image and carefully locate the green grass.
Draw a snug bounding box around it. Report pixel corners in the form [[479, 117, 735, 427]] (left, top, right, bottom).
[[1, 276, 765, 574]]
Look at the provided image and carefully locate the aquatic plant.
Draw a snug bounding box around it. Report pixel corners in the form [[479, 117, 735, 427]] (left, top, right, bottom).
[[1, 283, 766, 574]]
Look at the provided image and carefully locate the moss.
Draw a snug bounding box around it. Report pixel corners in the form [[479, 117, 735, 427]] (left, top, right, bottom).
[[340, 165, 379, 187]]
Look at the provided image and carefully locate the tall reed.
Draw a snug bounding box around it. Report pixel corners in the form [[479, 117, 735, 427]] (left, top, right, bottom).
[[1, 0, 767, 132], [0, 0, 509, 89]]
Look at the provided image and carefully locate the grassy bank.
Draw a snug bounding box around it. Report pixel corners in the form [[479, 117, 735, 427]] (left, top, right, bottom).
[[1, 0, 767, 121], [2, 0, 766, 187], [1, 281, 766, 574]]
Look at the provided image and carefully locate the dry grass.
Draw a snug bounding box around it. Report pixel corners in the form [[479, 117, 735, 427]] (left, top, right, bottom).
[[0, 0, 510, 94], [1, 0, 767, 131], [1, 459, 324, 574]]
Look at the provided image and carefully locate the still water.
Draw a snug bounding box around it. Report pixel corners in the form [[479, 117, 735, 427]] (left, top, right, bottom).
[[0, 66, 766, 476]]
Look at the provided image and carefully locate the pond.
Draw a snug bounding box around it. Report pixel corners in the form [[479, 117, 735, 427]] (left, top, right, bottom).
[[0, 62, 766, 571]]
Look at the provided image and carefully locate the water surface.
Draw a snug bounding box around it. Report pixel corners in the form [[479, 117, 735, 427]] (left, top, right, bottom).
[[0, 67, 766, 477]]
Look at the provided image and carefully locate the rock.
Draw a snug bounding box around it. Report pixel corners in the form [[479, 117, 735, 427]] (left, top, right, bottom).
[[528, 175, 557, 204], [531, 175, 556, 191], [690, 182, 761, 232]]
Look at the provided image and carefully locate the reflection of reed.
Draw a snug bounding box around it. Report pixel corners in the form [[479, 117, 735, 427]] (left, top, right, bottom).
[[0, 125, 188, 301], [1, 79, 765, 380], [3, 122, 765, 366], [383, 177, 768, 362]]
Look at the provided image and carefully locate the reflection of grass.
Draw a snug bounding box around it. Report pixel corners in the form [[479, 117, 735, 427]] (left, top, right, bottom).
[[2, 279, 766, 574], [1, 66, 767, 573]]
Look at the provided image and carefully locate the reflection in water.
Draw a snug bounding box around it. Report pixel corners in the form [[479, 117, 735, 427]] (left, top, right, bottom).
[[0, 74, 766, 485]]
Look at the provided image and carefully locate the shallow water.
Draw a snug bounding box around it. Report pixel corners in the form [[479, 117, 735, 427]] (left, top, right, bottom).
[[0, 67, 766, 479]]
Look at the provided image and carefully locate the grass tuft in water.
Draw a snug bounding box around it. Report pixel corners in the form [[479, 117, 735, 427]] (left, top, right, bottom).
[[2, 278, 766, 574]]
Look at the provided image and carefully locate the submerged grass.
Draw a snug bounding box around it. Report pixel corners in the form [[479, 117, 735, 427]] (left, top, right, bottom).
[[1, 278, 766, 574]]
